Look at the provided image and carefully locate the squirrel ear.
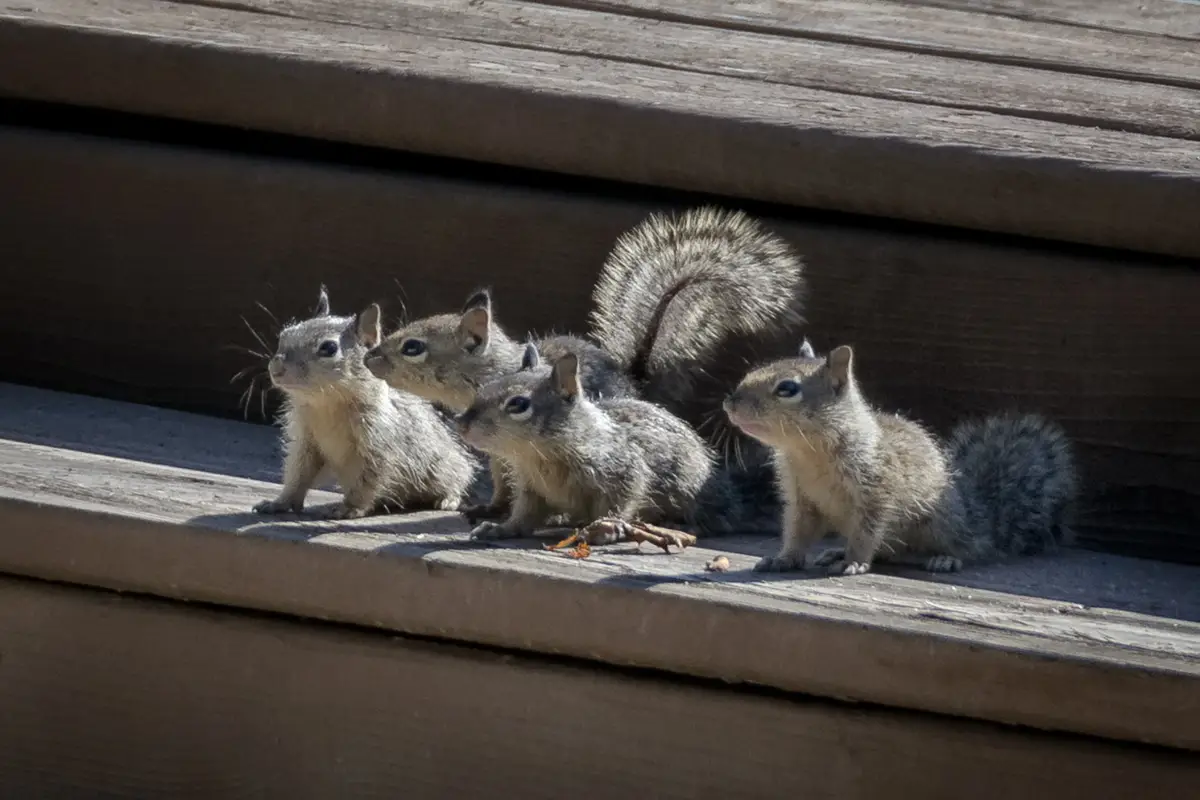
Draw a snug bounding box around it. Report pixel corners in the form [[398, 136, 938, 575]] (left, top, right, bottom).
[[315, 285, 331, 317], [459, 306, 491, 353], [356, 303, 382, 349], [551, 353, 581, 400], [798, 338, 816, 360], [461, 288, 492, 314], [520, 342, 541, 371], [826, 345, 853, 391]]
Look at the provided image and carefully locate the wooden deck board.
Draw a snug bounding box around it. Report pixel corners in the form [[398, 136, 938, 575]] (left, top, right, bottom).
[[1, 0, 1197, 256], [3, 128, 1199, 563], [912, 0, 1200, 39], [4, 578, 1197, 799], [0, 384, 1197, 752], [530, 0, 1200, 88], [179, 0, 1200, 141]]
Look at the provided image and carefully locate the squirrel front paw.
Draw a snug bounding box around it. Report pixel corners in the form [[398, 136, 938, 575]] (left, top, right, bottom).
[[253, 498, 301, 515], [823, 558, 871, 576], [752, 552, 807, 573], [470, 521, 521, 540]]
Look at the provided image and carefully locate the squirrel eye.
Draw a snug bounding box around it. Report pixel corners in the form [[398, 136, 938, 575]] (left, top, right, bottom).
[[316, 340, 339, 358], [504, 395, 533, 419], [773, 379, 801, 400], [400, 339, 427, 358]]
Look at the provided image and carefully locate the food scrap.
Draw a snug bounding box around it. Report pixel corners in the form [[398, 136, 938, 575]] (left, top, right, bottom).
[[542, 518, 698, 559]]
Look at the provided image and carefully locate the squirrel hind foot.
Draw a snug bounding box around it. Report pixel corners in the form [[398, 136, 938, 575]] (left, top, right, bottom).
[[753, 552, 807, 573], [470, 520, 521, 540], [459, 501, 508, 524]]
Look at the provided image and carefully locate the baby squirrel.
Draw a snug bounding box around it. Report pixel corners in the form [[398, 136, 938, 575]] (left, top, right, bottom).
[[723, 340, 1078, 575], [455, 343, 746, 541], [252, 287, 478, 519], [364, 289, 634, 521], [364, 206, 807, 520]]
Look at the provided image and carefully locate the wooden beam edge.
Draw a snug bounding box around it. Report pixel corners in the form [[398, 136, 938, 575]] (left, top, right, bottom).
[[0, 493, 1196, 752], [0, 9, 1197, 258]]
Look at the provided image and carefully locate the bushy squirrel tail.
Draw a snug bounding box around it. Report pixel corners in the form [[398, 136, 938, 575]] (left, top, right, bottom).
[[947, 413, 1078, 557], [588, 206, 806, 416]]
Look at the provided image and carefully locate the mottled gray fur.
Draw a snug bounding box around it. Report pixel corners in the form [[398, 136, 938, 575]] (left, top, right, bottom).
[[363, 289, 633, 520], [457, 344, 744, 541], [364, 206, 807, 524], [253, 287, 478, 519], [724, 340, 1077, 575]]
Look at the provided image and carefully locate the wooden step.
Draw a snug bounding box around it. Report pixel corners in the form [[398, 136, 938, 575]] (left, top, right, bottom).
[[5, 577, 1199, 797], [2, 126, 1199, 564], [1, 382, 1198, 759], [0, 0, 1197, 256]]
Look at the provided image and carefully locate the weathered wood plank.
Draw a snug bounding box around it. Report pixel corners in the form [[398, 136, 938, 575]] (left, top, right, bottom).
[[915, 0, 1200, 39], [0, 385, 1197, 752], [1, 1, 1198, 256], [530, 0, 1200, 88], [172, 0, 1200, 140], [5, 578, 1197, 799], [3, 128, 1199, 562]]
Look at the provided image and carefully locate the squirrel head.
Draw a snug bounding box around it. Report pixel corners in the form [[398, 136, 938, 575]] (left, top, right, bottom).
[[364, 288, 520, 413], [722, 338, 861, 447], [265, 286, 382, 400], [454, 343, 586, 457]]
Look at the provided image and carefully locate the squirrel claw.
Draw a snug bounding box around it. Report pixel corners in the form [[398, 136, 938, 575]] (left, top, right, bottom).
[[253, 498, 300, 515], [752, 553, 806, 573]]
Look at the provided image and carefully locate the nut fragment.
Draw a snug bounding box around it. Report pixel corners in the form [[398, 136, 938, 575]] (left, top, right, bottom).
[[705, 555, 731, 572]]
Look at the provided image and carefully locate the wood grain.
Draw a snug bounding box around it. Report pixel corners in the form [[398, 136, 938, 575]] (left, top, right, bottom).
[[1, 1, 1198, 256], [529, 0, 1200, 88], [4, 578, 1197, 798], [2, 128, 1199, 562], [0, 384, 1197, 753], [171, 0, 1200, 140], [912, 0, 1200, 39]]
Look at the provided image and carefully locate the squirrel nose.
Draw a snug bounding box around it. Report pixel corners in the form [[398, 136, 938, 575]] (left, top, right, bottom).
[[267, 355, 284, 376]]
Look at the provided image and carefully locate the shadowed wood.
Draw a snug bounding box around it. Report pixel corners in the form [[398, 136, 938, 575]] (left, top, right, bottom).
[[0, 384, 1197, 753], [0, 0, 1198, 256], [2, 129, 1198, 562], [3, 578, 1197, 798], [532, 0, 1200, 87]]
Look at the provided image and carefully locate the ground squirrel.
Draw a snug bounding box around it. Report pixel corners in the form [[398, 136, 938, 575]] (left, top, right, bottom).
[[457, 343, 746, 541], [364, 206, 806, 520], [724, 340, 1078, 575], [252, 287, 478, 519]]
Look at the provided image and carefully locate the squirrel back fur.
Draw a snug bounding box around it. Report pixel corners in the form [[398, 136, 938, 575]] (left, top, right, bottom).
[[253, 287, 479, 519], [363, 289, 635, 521], [457, 343, 750, 541], [724, 339, 1077, 575]]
